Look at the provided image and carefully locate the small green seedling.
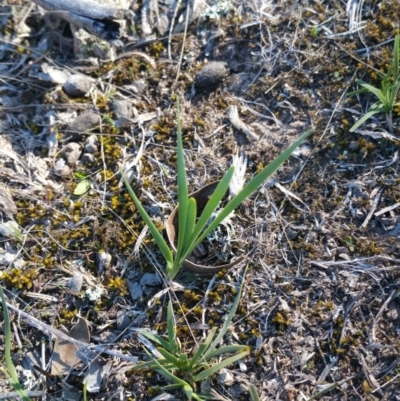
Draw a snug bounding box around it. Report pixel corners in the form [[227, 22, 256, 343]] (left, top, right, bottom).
[[122, 98, 313, 281], [132, 267, 250, 400], [348, 34, 400, 133], [0, 285, 32, 401]]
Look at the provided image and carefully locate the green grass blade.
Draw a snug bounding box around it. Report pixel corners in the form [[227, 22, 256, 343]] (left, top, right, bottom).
[[357, 82, 387, 106], [204, 266, 248, 359], [204, 345, 249, 361], [393, 34, 399, 81], [193, 349, 250, 382], [183, 197, 197, 249], [121, 170, 173, 268], [185, 167, 235, 257], [0, 286, 32, 401], [193, 129, 313, 249], [189, 327, 217, 369], [349, 109, 383, 132], [167, 301, 178, 355], [150, 357, 191, 388], [347, 87, 369, 96], [176, 97, 189, 263], [249, 384, 261, 401], [140, 331, 172, 353], [157, 348, 181, 366], [130, 359, 169, 370]]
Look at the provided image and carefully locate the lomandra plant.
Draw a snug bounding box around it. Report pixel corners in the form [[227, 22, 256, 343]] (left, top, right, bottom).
[[131, 268, 249, 400], [348, 33, 400, 133], [122, 98, 313, 281], [0, 285, 32, 401]]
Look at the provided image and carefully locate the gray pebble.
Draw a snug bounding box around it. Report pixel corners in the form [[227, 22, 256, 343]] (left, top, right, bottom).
[[68, 274, 83, 294], [80, 153, 96, 165], [140, 273, 160, 287], [85, 134, 98, 153], [63, 142, 82, 165], [65, 112, 100, 141], [54, 158, 70, 176], [64, 74, 92, 97], [195, 61, 228, 88], [113, 99, 133, 120], [128, 281, 143, 301], [116, 310, 131, 330]]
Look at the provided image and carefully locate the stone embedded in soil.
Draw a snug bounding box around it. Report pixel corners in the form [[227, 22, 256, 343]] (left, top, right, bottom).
[[112, 99, 133, 120], [195, 61, 228, 88], [63, 142, 82, 165], [128, 281, 143, 301], [54, 158, 70, 176], [85, 134, 98, 153], [139, 272, 160, 287], [65, 111, 100, 141], [116, 310, 132, 330], [64, 74, 92, 97]]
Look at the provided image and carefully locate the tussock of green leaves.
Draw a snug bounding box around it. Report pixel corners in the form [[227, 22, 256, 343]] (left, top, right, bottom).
[[0, 285, 32, 401], [122, 97, 313, 281], [348, 33, 400, 133], [132, 266, 250, 400]]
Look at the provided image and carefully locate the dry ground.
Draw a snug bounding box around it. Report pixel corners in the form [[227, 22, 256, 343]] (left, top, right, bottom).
[[1, 0, 400, 400]]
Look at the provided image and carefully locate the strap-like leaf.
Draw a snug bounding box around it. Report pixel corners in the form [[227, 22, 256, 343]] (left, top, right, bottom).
[[176, 97, 189, 263], [183, 197, 197, 250], [204, 345, 249, 361], [183, 166, 235, 260], [249, 384, 261, 401], [189, 327, 217, 369], [204, 266, 248, 359], [349, 109, 383, 132], [167, 301, 178, 355], [0, 286, 32, 401], [193, 349, 250, 382], [358, 82, 388, 108], [193, 129, 313, 249], [121, 171, 173, 268]]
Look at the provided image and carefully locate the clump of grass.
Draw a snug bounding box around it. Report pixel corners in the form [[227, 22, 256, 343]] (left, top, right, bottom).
[[131, 267, 250, 400], [122, 97, 313, 281], [348, 33, 400, 133], [0, 285, 32, 401]]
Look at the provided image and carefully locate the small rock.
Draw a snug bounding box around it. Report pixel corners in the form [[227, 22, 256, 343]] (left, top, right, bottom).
[[131, 79, 147, 93], [63, 142, 82, 165], [195, 61, 228, 88], [349, 140, 359, 151], [54, 158, 70, 176], [64, 74, 92, 97], [65, 112, 100, 141], [113, 99, 133, 120], [68, 274, 83, 295], [85, 134, 98, 153], [116, 310, 131, 330], [80, 153, 96, 165], [286, 227, 298, 240], [338, 253, 351, 260], [128, 281, 143, 301], [140, 273, 160, 287], [217, 369, 235, 386]]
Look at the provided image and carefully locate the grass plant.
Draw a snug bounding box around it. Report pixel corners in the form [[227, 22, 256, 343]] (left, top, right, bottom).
[[0, 285, 32, 401], [132, 267, 250, 400], [122, 98, 313, 281], [348, 33, 400, 133]]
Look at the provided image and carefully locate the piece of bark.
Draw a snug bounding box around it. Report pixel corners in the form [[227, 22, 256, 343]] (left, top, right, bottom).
[[32, 0, 127, 44], [33, 0, 125, 21]]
